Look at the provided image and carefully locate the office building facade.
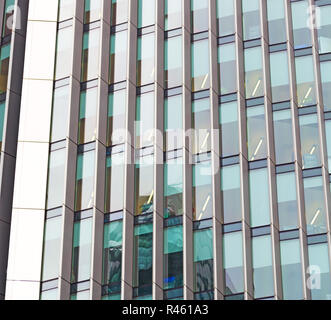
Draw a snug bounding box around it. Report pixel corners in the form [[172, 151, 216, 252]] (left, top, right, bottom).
[[3, 0, 331, 300]]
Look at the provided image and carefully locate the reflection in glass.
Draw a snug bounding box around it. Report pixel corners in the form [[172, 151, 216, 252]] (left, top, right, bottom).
[[249, 168, 270, 227], [299, 114, 321, 169], [266, 0, 286, 45], [317, 5, 331, 53], [223, 231, 244, 295], [325, 120, 331, 172], [193, 229, 213, 296], [71, 217, 93, 283], [138, 0, 155, 28], [0, 101, 5, 151], [218, 42, 237, 95], [217, 0, 235, 37], [304, 176, 327, 235], [165, 36, 182, 88], [193, 161, 212, 221], [164, 225, 183, 290], [55, 26, 73, 80], [191, 0, 209, 34], [110, 0, 128, 26], [219, 100, 239, 157], [165, 0, 182, 31], [164, 158, 183, 218], [242, 0, 260, 41], [221, 164, 241, 224], [320, 61, 331, 112], [252, 235, 274, 299], [244, 46, 264, 99], [295, 55, 316, 107], [137, 33, 155, 86], [0, 44, 10, 94], [2, 0, 15, 37], [280, 239, 303, 300], [276, 172, 298, 231], [191, 39, 210, 92], [273, 109, 294, 164], [84, 0, 102, 23], [247, 105, 267, 161]]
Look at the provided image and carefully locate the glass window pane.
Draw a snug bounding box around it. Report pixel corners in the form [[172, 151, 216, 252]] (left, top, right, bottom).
[[165, 36, 182, 88], [135, 91, 154, 149], [164, 225, 183, 290], [0, 44, 10, 94], [2, 0, 15, 37], [217, 0, 235, 37], [58, 0, 75, 22], [81, 28, 100, 82], [276, 172, 298, 231], [249, 168, 270, 227], [105, 152, 125, 213], [75, 151, 95, 211], [308, 243, 331, 300], [219, 100, 239, 157], [273, 109, 294, 164], [269, 50, 290, 103], [55, 26, 73, 80], [78, 87, 98, 144], [317, 5, 331, 53], [109, 30, 128, 84], [252, 235, 274, 299], [320, 61, 331, 112], [247, 105, 267, 161], [291, 0, 312, 49], [138, 0, 155, 28], [107, 89, 126, 147], [84, 0, 102, 23], [0, 101, 5, 151], [221, 164, 241, 224], [191, 0, 209, 34], [193, 229, 213, 294], [164, 94, 183, 151], [304, 176, 327, 235], [46, 148, 66, 209], [191, 39, 210, 92], [111, 0, 128, 26], [192, 98, 211, 154], [280, 239, 303, 300], [244, 46, 264, 99], [242, 0, 261, 41], [266, 0, 286, 45], [165, 0, 182, 31], [41, 288, 58, 300], [218, 42, 237, 95], [223, 231, 244, 295], [71, 218, 93, 282], [164, 158, 183, 218], [299, 114, 321, 169], [134, 155, 154, 215], [42, 216, 62, 281], [295, 55, 316, 107], [325, 120, 331, 173], [137, 33, 155, 86]]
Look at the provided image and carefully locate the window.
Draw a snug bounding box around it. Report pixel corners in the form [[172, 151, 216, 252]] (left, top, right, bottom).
[[252, 235, 274, 299], [193, 160, 212, 221], [109, 30, 128, 84], [103, 220, 123, 299], [84, 0, 102, 24], [276, 172, 298, 231], [165, 0, 182, 31], [78, 86, 98, 145], [247, 105, 267, 161], [244, 46, 264, 99], [221, 164, 241, 224], [320, 60, 331, 112], [58, 0, 75, 22], [164, 225, 183, 290], [110, 0, 128, 26], [242, 0, 260, 41], [299, 113, 321, 169], [325, 120, 331, 172], [249, 168, 270, 227], [164, 158, 183, 218], [0, 44, 10, 94], [137, 32, 155, 86], [193, 229, 213, 297], [165, 35, 182, 88], [304, 176, 327, 235], [2, 0, 15, 37], [217, 0, 235, 37], [81, 28, 100, 82], [75, 150, 95, 211], [291, 0, 312, 49], [0, 101, 5, 151], [273, 109, 294, 164], [317, 5, 331, 53], [295, 55, 316, 107], [219, 100, 239, 157], [134, 154, 154, 216], [266, 0, 286, 45], [280, 239, 303, 300], [269, 50, 290, 103], [218, 42, 237, 95], [223, 231, 244, 295], [191, 0, 209, 34], [138, 0, 155, 28], [191, 39, 210, 92], [71, 216, 93, 283]]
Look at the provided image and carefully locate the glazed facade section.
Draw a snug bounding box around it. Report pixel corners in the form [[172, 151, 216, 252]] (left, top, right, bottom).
[[5, 0, 331, 300]]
